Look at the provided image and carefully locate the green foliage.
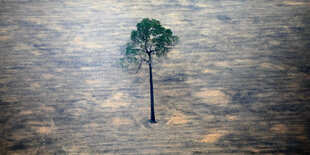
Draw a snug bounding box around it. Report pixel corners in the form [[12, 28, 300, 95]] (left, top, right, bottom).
[[121, 18, 179, 70]]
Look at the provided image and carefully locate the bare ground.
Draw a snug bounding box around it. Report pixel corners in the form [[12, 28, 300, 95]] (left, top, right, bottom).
[[0, 0, 310, 154]]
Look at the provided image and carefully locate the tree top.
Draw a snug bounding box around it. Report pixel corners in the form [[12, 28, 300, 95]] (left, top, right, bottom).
[[121, 18, 179, 71]]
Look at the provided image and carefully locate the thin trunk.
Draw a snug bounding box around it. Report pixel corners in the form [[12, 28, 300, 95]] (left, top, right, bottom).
[[148, 53, 156, 123]]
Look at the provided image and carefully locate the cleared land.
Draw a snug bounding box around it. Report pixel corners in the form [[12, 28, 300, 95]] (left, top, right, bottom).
[[0, 0, 310, 154]]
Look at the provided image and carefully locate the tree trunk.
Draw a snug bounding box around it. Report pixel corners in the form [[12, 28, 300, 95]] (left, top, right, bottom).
[[148, 53, 156, 123]]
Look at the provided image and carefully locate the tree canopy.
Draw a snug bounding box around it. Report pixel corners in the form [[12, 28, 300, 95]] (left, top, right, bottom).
[[121, 18, 179, 70]]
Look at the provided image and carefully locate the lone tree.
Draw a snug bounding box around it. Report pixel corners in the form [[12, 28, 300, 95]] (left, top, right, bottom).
[[120, 18, 179, 123]]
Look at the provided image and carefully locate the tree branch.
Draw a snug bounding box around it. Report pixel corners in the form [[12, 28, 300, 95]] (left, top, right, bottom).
[[135, 59, 143, 73], [142, 58, 149, 63]]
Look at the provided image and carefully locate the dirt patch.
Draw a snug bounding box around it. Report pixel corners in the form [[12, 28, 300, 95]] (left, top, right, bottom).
[[54, 68, 64, 73], [36, 120, 56, 135], [243, 147, 278, 154], [85, 79, 101, 85], [214, 61, 231, 67], [256, 92, 273, 98], [290, 125, 308, 142], [158, 89, 188, 97], [13, 43, 34, 51], [0, 86, 9, 92], [202, 114, 215, 120], [166, 111, 188, 125], [101, 92, 130, 109], [30, 83, 40, 90], [271, 124, 288, 134], [37, 126, 55, 135], [71, 36, 103, 49], [199, 133, 222, 143], [0, 76, 11, 84], [42, 74, 54, 79], [185, 77, 206, 85], [162, 62, 184, 68], [71, 108, 87, 115], [0, 35, 12, 41], [84, 123, 101, 132], [269, 40, 281, 45], [197, 130, 228, 143], [194, 89, 230, 106], [19, 110, 33, 115], [26, 121, 42, 126], [282, 1, 309, 6], [40, 106, 56, 113], [1, 95, 19, 103], [234, 59, 257, 64], [203, 69, 217, 74], [81, 92, 96, 101], [80, 67, 94, 71], [260, 63, 286, 71], [85, 123, 100, 128], [111, 117, 133, 126], [24, 18, 48, 25], [30, 50, 42, 56], [226, 115, 238, 120]]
